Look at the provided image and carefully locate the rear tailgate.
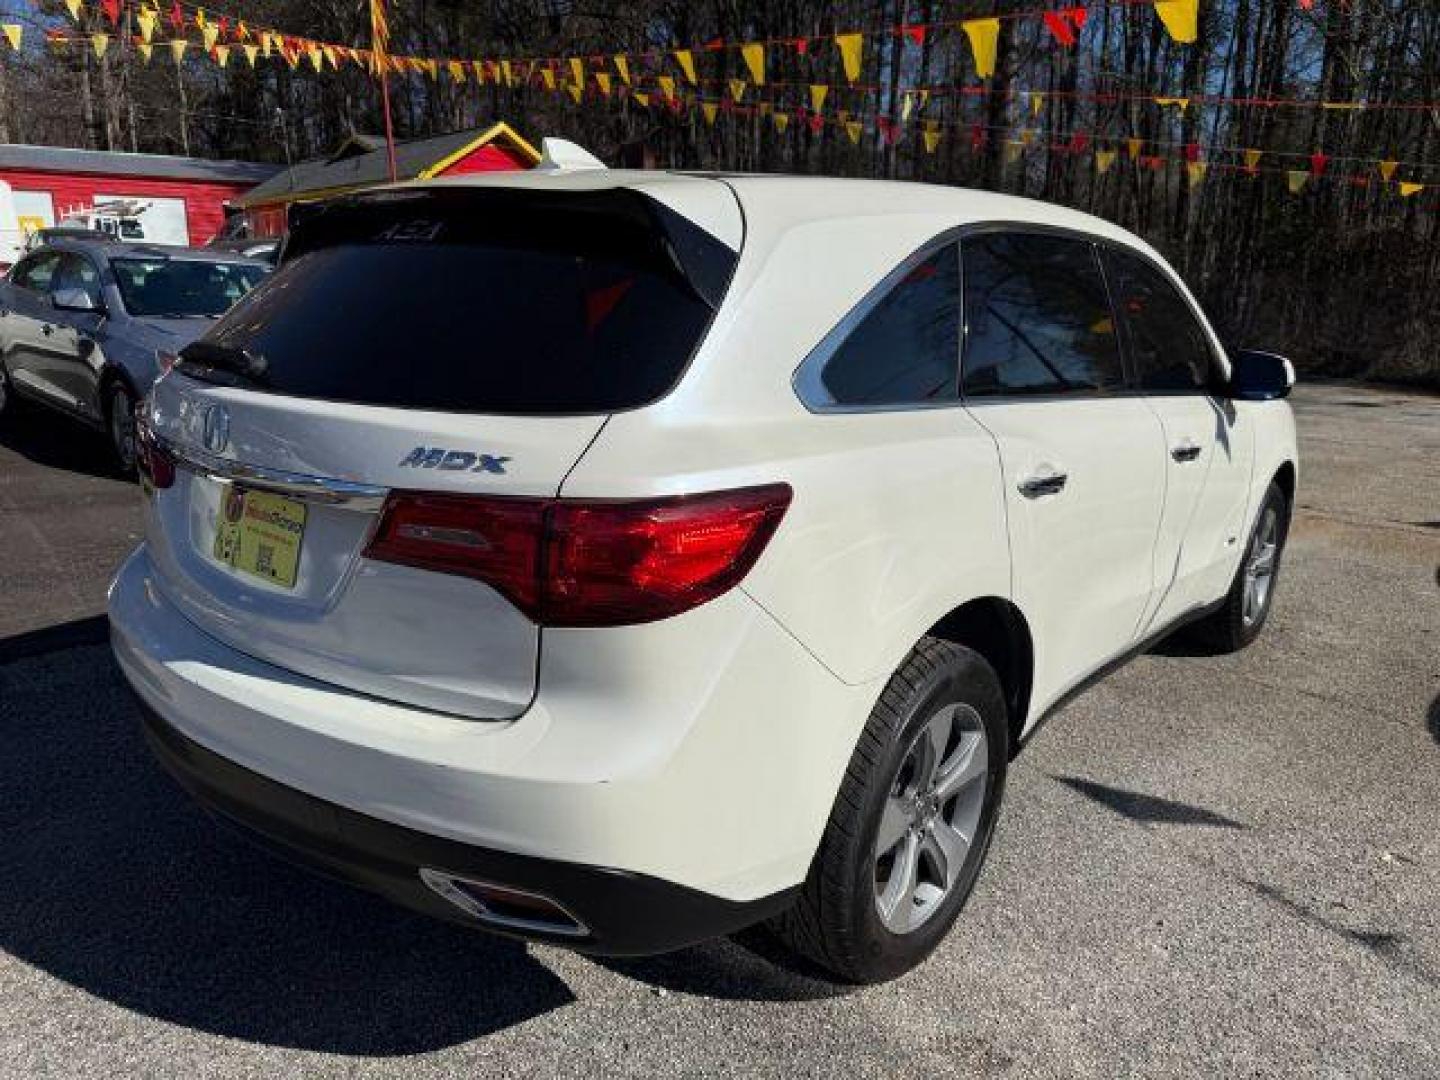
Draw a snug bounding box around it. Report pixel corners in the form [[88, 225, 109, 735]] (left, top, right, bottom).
[[137, 180, 742, 719]]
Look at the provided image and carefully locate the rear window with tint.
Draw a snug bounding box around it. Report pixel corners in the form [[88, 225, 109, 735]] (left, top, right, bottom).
[[189, 187, 738, 414]]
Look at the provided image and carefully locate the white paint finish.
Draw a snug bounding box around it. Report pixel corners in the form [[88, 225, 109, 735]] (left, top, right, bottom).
[[108, 169, 1301, 910], [12, 189, 55, 232]]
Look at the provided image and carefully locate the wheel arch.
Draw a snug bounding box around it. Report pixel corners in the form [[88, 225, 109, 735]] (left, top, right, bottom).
[[97, 363, 139, 422], [1272, 460, 1296, 515], [926, 597, 1034, 755]]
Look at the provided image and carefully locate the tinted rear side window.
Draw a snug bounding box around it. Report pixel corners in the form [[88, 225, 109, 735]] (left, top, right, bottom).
[[190, 188, 738, 414], [960, 233, 1124, 397], [818, 244, 960, 407], [1104, 248, 1218, 392]]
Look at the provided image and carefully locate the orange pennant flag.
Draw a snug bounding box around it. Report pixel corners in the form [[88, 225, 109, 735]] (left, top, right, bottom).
[[1244, 148, 1262, 172], [835, 33, 863, 83]]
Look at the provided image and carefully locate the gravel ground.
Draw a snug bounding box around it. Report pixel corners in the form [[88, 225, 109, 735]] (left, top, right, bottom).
[[0, 383, 1436, 1078]]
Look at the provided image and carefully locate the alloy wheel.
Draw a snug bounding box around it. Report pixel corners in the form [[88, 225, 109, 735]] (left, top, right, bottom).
[[1241, 506, 1279, 626], [873, 702, 989, 935]]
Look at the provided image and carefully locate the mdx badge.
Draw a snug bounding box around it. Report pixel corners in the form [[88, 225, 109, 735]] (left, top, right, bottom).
[[398, 446, 511, 475]]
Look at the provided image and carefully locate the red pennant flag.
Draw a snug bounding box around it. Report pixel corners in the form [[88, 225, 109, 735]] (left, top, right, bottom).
[[703, 37, 725, 51], [1069, 131, 1090, 155], [970, 122, 987, 151], [168, 1, 183, 32], [807, 111, 824, 134], [877, 116, 900, 145], [902, 25, 926, 47], [1143, 155, 1165, 171], [1184, 141, 1201, 163], [101, 0, 119, 26], [1299, 0, 1314, 8], [1310, 151, 1329, 177], [1043, 7, 1087, 48], [793, 37, 809, 55], [217, 16, 229, 39]]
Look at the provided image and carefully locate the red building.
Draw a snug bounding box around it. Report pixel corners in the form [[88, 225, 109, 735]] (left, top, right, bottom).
[[232, 122, 540, 237], [0, 144, 281, 246]]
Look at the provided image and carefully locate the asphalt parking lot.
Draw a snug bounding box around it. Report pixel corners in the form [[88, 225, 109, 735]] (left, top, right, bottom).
[[0, 383, 1436, 1078]]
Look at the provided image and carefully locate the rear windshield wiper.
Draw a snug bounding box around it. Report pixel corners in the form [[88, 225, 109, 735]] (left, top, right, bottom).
[[177, 341, 269, 385]]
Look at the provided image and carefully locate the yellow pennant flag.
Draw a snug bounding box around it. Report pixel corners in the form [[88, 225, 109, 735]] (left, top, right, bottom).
[[194, 8, 206, 29], [1126, 137, 1143, 160], [923, 128, 942, 154], [962, 18, 1000, 79], [741, 42, 765, 86], [214, 44, 230, 67], [658, 74, 676, 102], [448, 60, 464, 82], [260, 33, 272, 58], [844, 119, 863, 145], [728, 77, 745, 103], [1020, 128, 1036, 147], [202, 24, 219, 51], [1399, 182, 1424, 198], [1378, 160, 1398, 182], [701, 102, 718, 126], [1029, 91, 1044, 117], [1287, 170, 1309, 195], [169, 38, 187, 63], [136, 8, 156, 42], [242, 44, 257, 67], [568, 57, 584, 88], [1321, 101, 1363, 111], [1186, 161, 1207, 188], [901, 93, 915, 123], [835, 33, 863, 83], [674, 49, 696, 85], [1004, 140, 1024, 163], [0, 24, 19, 51], [308, 47, 323, 72], [809, 84, 828, 113], [595, 72, 611, 96], [63, 0, 81, 21], [1244, 149, 1262, 171], [1095, 150, 1117, 174], [633, 91, 650, 107], [138, 40, 153, 62], [567, 81, 583, 105], [1154, 0, 1199, 45], [500, 59, 513, 86], [90, 32, 109, 59], [613, 55, 630, 85], [541, 67, 555, 90], [757, 101, 771, 117], [774, 112, 789, 134], [1154, 96, 1190, 112]]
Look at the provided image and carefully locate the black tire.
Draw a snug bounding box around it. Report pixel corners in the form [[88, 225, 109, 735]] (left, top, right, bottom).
[[104, 380, 138, 477], [0, 361, 16, 421], [767, 636, 1009, 984], [1193, 481, 1289, 653]]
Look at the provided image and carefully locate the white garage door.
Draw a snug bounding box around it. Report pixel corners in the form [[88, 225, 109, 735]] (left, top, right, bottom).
[[96, 193, 190, 246]]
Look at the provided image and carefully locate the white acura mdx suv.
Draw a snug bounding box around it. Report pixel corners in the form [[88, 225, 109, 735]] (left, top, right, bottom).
[[109, 169, 1297, 983]]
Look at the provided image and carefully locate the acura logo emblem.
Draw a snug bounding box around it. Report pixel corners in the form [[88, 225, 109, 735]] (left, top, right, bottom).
[[201, 403, 230, 454]]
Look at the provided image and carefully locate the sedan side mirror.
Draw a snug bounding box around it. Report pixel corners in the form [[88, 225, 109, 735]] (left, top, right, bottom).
[[52, 287, 100, 314], [1224, 349, 1294, 401]]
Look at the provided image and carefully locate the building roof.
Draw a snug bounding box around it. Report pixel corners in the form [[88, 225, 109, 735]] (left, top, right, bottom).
[[235, 122, 541, 209], [0, 144, 281, 185]]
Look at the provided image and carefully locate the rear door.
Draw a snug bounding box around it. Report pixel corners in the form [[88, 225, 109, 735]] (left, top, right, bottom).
[[1103, 245, 1254, 629], [40, 251, 107, 420], [958, 230, 1167, 713], [0, 251, 64, 403], [139, 182, 742, 719]]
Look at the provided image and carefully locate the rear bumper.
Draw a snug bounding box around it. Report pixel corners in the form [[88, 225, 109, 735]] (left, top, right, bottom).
[[138, 696, 795, 955]]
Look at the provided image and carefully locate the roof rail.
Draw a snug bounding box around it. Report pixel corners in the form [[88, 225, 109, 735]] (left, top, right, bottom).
[[535, 138, 607, 173]]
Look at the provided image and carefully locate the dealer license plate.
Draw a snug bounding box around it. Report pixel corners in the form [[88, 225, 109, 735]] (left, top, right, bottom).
[[212, 487, 307, 589]]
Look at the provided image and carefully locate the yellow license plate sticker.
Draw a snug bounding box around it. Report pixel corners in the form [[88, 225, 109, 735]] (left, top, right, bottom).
[[212, 487, 307, 589]]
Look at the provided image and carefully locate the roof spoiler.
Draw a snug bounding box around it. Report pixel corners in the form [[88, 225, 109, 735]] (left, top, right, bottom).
[[535, 138, 607, 173]]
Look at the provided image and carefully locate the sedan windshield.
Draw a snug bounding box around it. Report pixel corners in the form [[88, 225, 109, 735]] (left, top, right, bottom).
[[111, 257, 268, 318]]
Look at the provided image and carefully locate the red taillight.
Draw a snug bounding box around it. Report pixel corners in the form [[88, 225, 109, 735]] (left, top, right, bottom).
[[136, 423, 175, 489], [363, 485, 792, 627]]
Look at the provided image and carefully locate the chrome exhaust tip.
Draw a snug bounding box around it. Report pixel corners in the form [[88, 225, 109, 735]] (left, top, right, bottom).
[[419, 868, 589, 938]]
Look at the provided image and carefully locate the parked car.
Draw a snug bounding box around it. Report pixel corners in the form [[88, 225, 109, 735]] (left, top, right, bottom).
[[23, 226, 111, 253], [205, 237, 281, 265], [0, 240, 269, 471], [109, 174, 1297, 983]]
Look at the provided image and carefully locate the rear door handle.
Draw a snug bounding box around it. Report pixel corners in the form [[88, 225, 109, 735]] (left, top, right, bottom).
[[1018, 469, 1068, 498], [41, 323, 54, 336], [1171, 440, 1202, 463]]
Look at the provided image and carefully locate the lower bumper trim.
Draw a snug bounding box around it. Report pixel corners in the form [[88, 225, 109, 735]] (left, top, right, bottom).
[[137, 697, 798, 956]]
